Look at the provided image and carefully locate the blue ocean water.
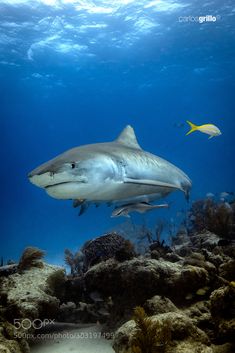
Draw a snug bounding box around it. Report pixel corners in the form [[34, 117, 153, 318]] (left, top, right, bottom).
[[1, 0, 234, 265]]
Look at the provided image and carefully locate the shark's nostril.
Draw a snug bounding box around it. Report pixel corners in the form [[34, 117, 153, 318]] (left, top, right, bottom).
[[50, 172, 54, 177]]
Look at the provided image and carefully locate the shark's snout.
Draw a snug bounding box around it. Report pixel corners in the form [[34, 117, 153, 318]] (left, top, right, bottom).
[[28, 161, 85, 191], [28, 172, 52, 188], [28, 161, 56, 178], [28, 168, 40, 179], [28, 157, 63, 187]]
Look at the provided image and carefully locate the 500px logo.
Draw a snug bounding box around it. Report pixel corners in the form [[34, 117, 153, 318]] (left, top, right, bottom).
[[14, 318, 55, 330]]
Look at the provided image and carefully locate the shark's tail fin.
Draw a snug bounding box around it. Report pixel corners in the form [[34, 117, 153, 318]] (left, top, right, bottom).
[[186, 120, 198, 136]]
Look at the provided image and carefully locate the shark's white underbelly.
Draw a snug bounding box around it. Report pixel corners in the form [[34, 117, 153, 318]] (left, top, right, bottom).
[[45, 180, 172, 202]]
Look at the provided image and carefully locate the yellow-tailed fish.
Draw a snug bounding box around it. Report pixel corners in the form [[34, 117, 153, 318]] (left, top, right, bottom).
[[186, 120, 221, 139]]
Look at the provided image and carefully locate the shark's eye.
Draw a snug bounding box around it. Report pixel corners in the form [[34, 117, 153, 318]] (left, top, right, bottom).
[[71, 162, 76, 169]]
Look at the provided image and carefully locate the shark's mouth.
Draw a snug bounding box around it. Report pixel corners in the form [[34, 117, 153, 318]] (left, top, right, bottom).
[[44, 180, 89, 200], [45, 181, 73, 189], [45, 180, 86, 190]]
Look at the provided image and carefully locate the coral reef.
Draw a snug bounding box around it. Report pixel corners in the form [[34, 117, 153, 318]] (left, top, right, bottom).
[[1, 196, 234, 352], [210, 284, 235, 342], [64, 233, 136, 275], [218, 260, 235, 281], [1, 264, 65, 320], [79, 208, 234, 352], [84, 257, 210, 329], [144, 295, 178, 316], [0, 321, 30, 353], [57, 297, 112, 324], [188, 199, 235, 239], [0, 264, 18, 277], [81, 232, 131, 271], [0, 263, 65, 352], [113, 308, 210, 353]]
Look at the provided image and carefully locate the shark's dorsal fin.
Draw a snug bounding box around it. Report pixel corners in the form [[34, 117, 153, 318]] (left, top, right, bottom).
[[116, 125, 142, 149]]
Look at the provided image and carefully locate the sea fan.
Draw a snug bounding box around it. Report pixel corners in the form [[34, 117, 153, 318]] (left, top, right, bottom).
[[18, 247, 45, 272], [64, 249, 83, 276], [189, 199, 235, 239]]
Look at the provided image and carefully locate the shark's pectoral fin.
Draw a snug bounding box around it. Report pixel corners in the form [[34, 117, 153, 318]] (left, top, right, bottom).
[[123, 177, 180, 190], [78, 202, 89, 216], [73, 199, 85, 208]]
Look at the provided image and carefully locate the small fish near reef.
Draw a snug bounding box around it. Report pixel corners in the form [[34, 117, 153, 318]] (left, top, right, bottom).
[[28, 125, 191, 216], [186, 120, 221, 139], [220, 191, 234, 199], [206, 192, 215, 199], [111, 202, 169, 218]]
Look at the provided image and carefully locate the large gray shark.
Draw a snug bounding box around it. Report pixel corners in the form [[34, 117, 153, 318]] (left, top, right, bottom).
[[28, 125, 192, 214]]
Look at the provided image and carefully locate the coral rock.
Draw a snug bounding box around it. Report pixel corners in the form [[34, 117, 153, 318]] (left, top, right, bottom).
[[167, 340, 213, 353], [210, 285, 235, 341], [144, 295, 178, 315], [190, 231, 221, 250], [113, 312, 210, 353], [1, 263, 65, 321], [212, 343, 235, 353], [113, 320, 136, 353], [183, 301, 212, 335], [0, 322, 30, 353], [85, 258, 210, 305], [81, 232, 128, 271], [219, 260, 235, 281]]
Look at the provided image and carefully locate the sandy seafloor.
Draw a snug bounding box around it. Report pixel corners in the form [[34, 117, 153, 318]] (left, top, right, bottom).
[[29, 323, 114, 353]]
